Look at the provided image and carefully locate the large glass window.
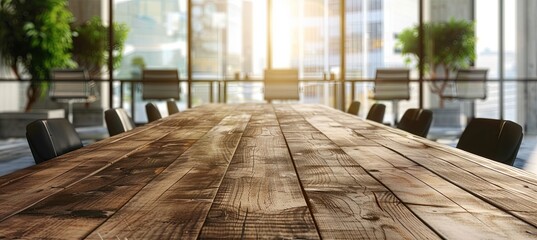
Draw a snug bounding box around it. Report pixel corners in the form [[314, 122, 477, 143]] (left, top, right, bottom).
[[475, 0, 500, 119], [114, 0, 188, 121], [345, 0, 418, 120], [191, 0, 267, 79], [271, 0, 340, 78], [503, 0, 518, 122], [115, 0, 187, 78]]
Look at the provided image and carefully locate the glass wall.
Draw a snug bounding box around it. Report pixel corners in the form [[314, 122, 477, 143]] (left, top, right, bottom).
[[345, 0, 418, 121], [475, 0, 500, 119], [271, 0, 340, 78], [114, 0, 188, 121], [80, 0, 529, 129], [190, 0, 267, 105], [503, 0, 518, 122]]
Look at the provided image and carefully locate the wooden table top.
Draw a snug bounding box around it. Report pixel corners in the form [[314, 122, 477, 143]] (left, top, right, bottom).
[[0, 103, 536, 239]]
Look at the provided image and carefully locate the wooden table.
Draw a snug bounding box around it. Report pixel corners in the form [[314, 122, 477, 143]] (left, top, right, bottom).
[[0, 104, 536, 239]]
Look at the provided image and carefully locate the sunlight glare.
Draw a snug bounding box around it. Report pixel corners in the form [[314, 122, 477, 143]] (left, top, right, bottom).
[[271, 0, 293, 68]]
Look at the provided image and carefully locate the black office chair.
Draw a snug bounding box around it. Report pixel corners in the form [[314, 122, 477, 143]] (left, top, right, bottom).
[[346, 101, 360, 115], [105, 108, 136, 137], [397, 108, 433, 138], [26, 118, 83, 164], [366, 103, 386, 123], [456, 118, 523, 166], [167, 99, 180, 115], [146, 102, 162, 123]]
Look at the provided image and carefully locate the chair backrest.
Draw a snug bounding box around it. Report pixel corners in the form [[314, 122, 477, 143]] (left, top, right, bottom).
[[26, 118, 82, 164], [397, 108, 433, 137], [105, 108, 136, 137], [453, 69, 488, 100], [372, 68, 410, 100], [457, 118, 523, 166], [366, 103, 386, 123], [50, 69, 94, 100], [167, 100, 180, 115], [146, 102, 162, 123], [264, 69, 299, 101], [142, 69, 180, 100], [347, 101, 361, 115]]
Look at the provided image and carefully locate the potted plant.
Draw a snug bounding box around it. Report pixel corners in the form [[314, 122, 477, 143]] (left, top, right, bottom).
[[131, 56, 146, 79], [71, 16, 129, 78], [0, 0, 75, 111], [397, 18, 476, 108]]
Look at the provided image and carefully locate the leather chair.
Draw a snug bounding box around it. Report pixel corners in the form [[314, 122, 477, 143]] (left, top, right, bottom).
[[105, 108, 135, 137], [397, 109, 433, 138], [346, 101, 360, 115], [26, 118, 83, 164], [167, 100, 180, 115], [372, 68, 410, 124], [146, 102, 162, 123], [49, 69, 97, 123], [366, 103, 386, 123], [457, 118, 523, 166]]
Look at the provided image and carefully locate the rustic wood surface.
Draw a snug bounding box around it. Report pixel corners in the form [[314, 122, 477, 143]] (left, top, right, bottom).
[[0, 103, 536, 239]]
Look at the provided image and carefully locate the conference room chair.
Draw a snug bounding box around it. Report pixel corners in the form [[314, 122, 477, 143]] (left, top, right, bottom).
[[104, 108, 136, 137], [26, 118, 83, 164], [142, 69, 180, 101], [146, 102, 162, 123], [443, 69, 488, 119], [366, 103, 386, 123], [397, 108, 433, 138], [49, 69, 97, 123], [264, 69, 299, 102], [456, 118, 523, 166], [167, 99, 180, 115], [371, 68, 410, 124], [346, 101, 361, 115]]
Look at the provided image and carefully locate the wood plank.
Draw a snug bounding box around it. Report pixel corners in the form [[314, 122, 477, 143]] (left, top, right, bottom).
[[344, 147, 537, 239], [296, 105, 537, 237], [0, 113, 231, 222], [363, 133, 537, 227], [84, 114, 251, 239], [0, 108, 238, 237], [275, 105, 441, 239], [3, 103, 537, 238], [199, 112, 319, 239]]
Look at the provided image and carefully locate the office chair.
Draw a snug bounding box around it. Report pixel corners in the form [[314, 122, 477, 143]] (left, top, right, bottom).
[[104, 108, 136, 137], [372, 68, 410, 124], [167, 99, 180, 115], [264, 69, 299, 102], [457, 118, 523, 166], [49, 69, 97, 123], [26, 118, 83, 164], [366, 103, 386, 123], [145, 102, 162, 123], [397, 108, 433, 138], [347, 101, 361, 115]]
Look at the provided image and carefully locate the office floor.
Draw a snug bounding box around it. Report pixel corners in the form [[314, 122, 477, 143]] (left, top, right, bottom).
[[1, 126, 537, 177]]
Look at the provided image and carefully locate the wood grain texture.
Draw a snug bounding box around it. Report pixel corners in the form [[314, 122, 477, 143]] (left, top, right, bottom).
[[85, 113, 251, 239], [1, 103, 536, 239], [361, 133, 537, 227], [199, 108, 319, 239], [0, 105, 244, 239], [298, 104, 537, 238], [275, 105, 441, 239]]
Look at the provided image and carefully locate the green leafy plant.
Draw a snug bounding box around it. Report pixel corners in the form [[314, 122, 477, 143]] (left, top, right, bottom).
[[397, 18, 476, 107], [131, 56, 146, 70], [71, 16, 129, 77], [0, 0, 74, 111]]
